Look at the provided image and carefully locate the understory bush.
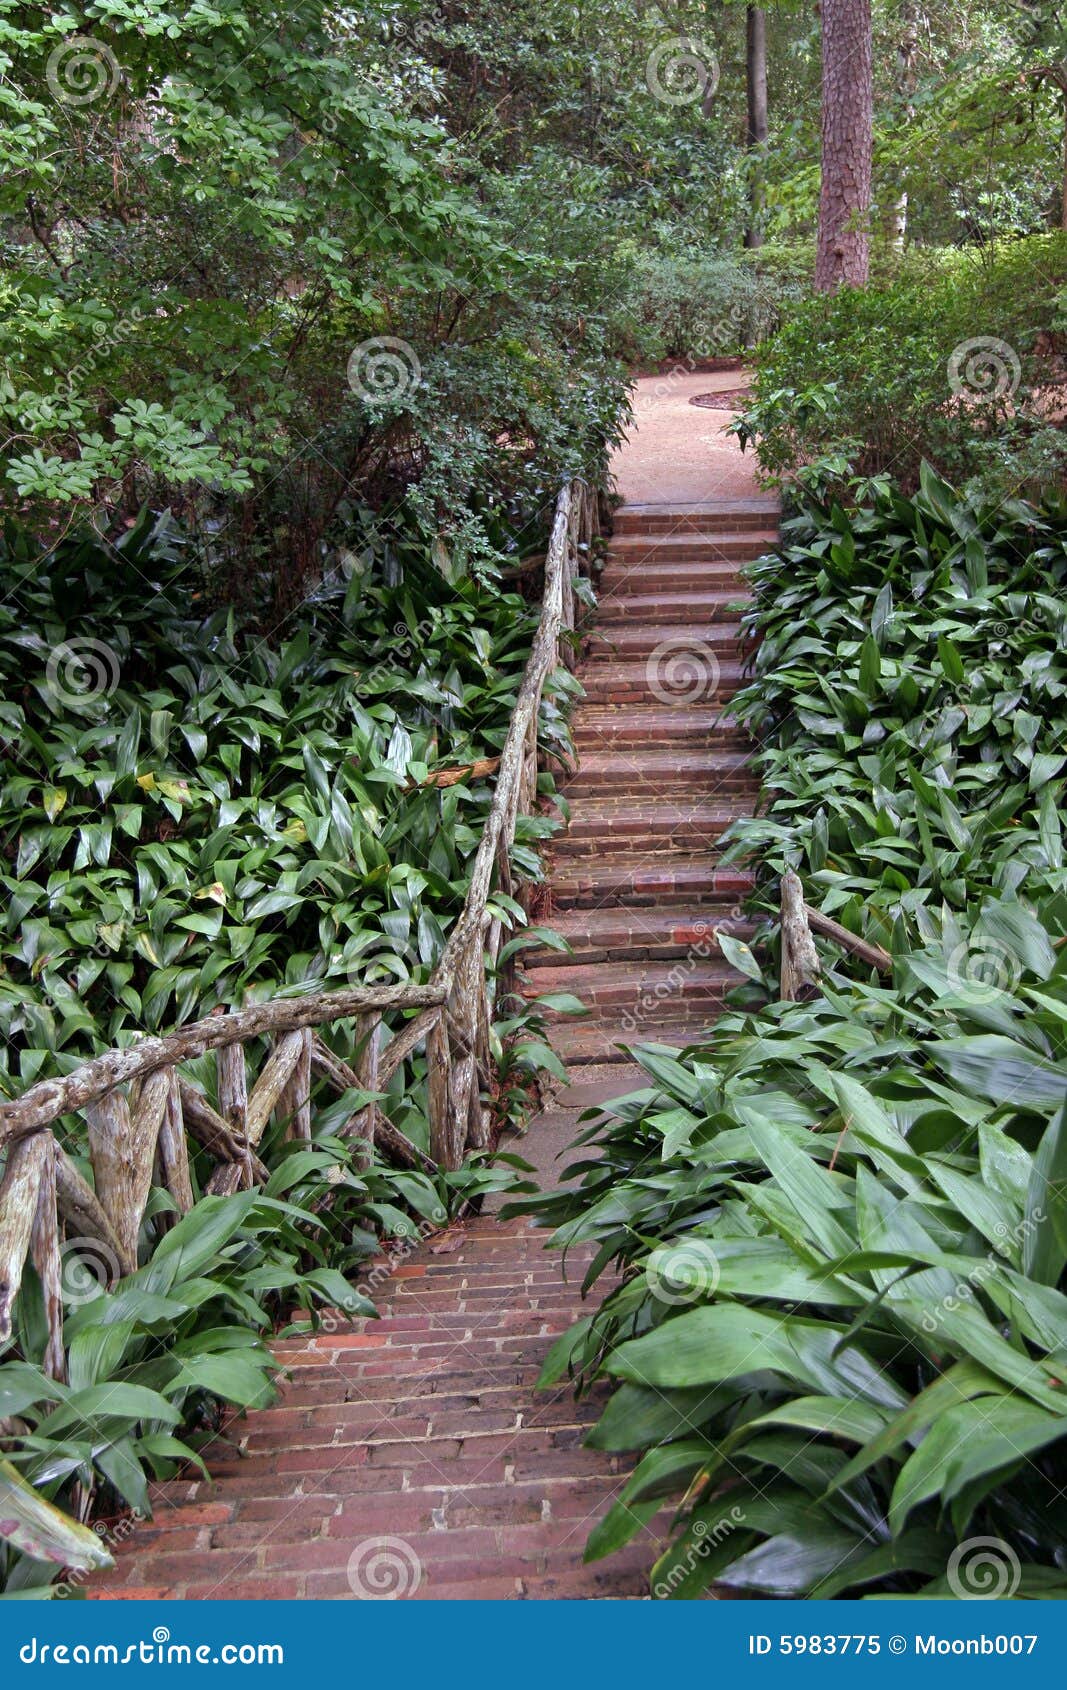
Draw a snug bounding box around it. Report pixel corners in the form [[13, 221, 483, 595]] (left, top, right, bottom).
[[732, 234, 1067, 499], [605, 246, 803, 367], [516, 470, 1067, 1598]]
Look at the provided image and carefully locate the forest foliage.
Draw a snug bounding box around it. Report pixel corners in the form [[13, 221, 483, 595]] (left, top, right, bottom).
[[1, 0, 1067, 1601]]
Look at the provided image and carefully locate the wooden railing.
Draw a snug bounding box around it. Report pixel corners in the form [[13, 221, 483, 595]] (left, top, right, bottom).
[[0, 480, 600, 1378], [779, 868, 892, 1000]]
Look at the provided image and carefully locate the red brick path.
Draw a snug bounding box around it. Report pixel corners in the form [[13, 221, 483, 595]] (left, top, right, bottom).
[[88, 487, 775, 1601], [89, 1219, 657, 1600]]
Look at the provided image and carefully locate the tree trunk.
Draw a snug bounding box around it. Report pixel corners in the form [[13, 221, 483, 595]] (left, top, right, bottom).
[[743, 7, 769, 251], [815, 0, 873, 292]]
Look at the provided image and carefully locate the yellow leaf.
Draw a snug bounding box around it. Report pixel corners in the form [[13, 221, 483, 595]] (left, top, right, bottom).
[[194, 882, 228, 906], [42, 786, 67, 822], [136, 772, 155, 791], [135, 932, 162, 967]]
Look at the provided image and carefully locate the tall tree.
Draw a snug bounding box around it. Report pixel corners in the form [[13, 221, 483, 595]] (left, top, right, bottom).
[[744, 7, 770, 249], [815, 0, 873, 289]]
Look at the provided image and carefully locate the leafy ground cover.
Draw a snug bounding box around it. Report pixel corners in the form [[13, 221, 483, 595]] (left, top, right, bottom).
[[516, 470, 1067, 1598], [0, 495, 587, 1592]]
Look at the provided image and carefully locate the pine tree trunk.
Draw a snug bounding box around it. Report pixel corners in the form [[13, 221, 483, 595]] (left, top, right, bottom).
[[815, 0, 873, 292], [743, 7, 769, 251]]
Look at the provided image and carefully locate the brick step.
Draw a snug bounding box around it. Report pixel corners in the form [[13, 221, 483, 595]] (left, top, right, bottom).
[[530, 958, 742, 1016], [578, 659, 746, 705], [597, 590, 748, 625], [548, 853, 754, 909], [552, 801, 745, 857], [564, 747, 755, 800], [599, 561, 750, 594], [613, 499, 780, 535], [605, 530, 776, 563], [549, 1018, 720, 1066], [556, 1063, 650, 1107], [525, 907, 756, 966], [584, 621, 747, 660], [571, 706, 750, 750]]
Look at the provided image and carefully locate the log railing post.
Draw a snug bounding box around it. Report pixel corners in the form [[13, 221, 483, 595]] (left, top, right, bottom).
[[349, 1014, 381, 1165], [780, 868, 821, 1002], [426, 1013, 454, 1169], [30, 1135, 65, 1382], [278, 1027, 313, 1143]]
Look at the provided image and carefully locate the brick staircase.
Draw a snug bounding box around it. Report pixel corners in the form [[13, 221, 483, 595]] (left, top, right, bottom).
[[525, 496, 777, 1071], [88, 1220, 655, 1601], [86, 493, 776, 1604]]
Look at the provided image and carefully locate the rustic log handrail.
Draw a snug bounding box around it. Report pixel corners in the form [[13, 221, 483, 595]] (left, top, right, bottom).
[[779, 868, 894, 1000], [0, 480, 599, 1378]]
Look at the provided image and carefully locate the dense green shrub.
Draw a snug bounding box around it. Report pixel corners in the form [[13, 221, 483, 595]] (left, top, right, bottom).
[[0, 508, 571, 1103], [0, 1, 628, 598], [516, 473, 1067, 1598], [604, 246, 802, 366], [733, 235, 1067, 498]]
